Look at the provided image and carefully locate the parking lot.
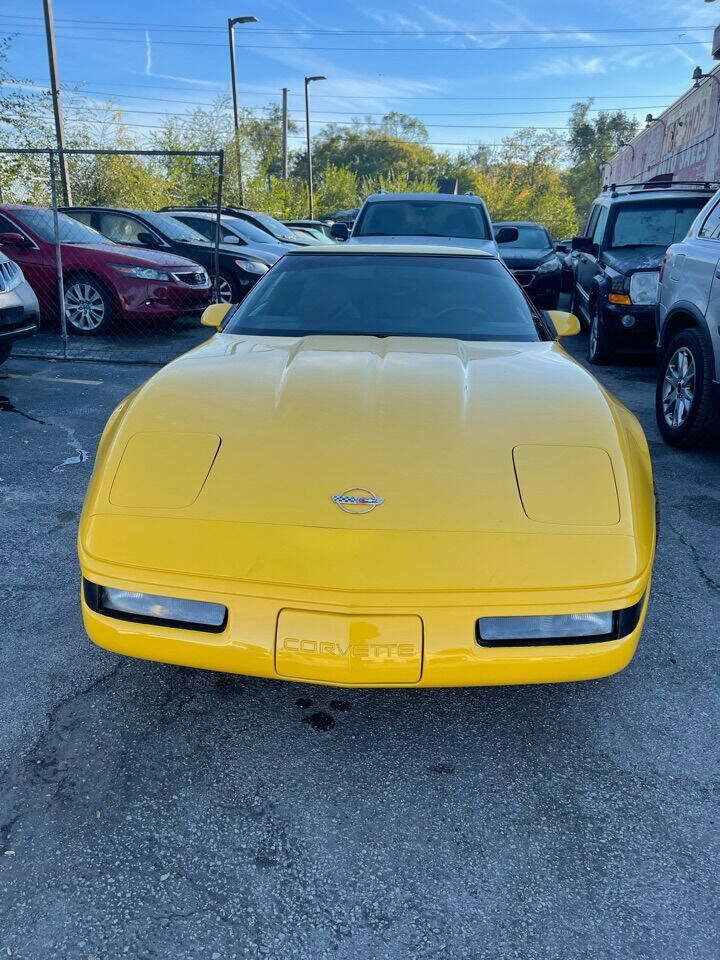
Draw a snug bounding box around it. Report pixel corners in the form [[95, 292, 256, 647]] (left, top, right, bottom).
[[0, 324, 718, 960]]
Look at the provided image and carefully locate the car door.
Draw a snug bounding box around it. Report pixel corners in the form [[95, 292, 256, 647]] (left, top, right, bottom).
[[576, 204, 609, 315]]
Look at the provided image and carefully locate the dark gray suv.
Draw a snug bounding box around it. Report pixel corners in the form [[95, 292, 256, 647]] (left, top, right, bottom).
[[570, 182, 714, 365], [656, 188, 720, 447]]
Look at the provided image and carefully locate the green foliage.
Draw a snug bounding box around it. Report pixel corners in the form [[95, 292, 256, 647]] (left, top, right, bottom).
[[566, 100, 639, 222]]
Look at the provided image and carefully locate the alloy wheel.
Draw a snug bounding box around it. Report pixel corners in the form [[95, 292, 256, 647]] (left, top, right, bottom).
[[589, 311, 598, 357], [662, 346, 696, 428], [214, 276, 233, 303], [64, 282, 106, 331]]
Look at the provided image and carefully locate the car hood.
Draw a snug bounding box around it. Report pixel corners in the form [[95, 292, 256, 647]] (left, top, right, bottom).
[[80, 336, 654, 593], [348, 235, 498, 255], [600, 246, 665, 275], [62, 243, 201, 270], [500, 248, 556, 269], [180, 240, 279, 266]]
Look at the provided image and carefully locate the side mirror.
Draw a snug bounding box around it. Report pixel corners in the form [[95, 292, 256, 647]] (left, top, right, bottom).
[[571, 236, 593, 253], [0, 231, 29, 247], [136, 231, 159, 247], [495, 226, 519, 244], [223, 234, 240, 244], [547, 310, 581, 337], [330, 222, 349, 241], [201, 302, 233, 328]]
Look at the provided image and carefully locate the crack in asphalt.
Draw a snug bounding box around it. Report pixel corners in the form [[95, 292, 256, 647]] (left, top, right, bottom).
[[668, 522, 720, 595], [0, 396, 89, 468], [0, 657, 124, 854]]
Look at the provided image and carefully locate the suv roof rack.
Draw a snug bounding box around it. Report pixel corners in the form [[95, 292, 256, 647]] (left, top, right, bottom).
[[602, 180, 720, 198]]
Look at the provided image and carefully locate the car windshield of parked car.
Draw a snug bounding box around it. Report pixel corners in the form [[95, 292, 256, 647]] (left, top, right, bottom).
[[223, 254, 541, 342], [221, 217, 277, 244], [610, 198, 708, 248], [354, 200, 491, 239], [494, 225, 551, 250], [138, 211, 207, 243], [249, 212, 297, 240], [12, 209, 114, 245]]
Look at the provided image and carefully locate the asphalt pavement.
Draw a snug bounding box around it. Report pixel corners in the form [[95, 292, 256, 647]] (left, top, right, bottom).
[[1, 324, 719, 960]]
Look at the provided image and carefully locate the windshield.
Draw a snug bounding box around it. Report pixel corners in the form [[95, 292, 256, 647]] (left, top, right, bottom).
[[248, 211, 297, 240], [610, 199, 708, 248], [494, 225, 551, 250], [137, 211, 207, 243], [12, 209, 114, 245], [354, 200, 491, 239], [223, 254, 540, 342]]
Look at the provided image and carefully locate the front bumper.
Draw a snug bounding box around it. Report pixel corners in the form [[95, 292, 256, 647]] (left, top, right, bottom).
[[80, 568, 651, 688], [511, 268, 562, 306], [0, 282, 40, 342], [601, 301, 656, 342]]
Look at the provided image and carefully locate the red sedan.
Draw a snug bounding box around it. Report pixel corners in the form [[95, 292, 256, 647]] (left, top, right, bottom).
[[0, 205, 211, 334]]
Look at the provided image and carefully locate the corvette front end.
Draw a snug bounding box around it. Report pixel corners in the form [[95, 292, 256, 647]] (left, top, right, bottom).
[[79, 314, 654, 687]]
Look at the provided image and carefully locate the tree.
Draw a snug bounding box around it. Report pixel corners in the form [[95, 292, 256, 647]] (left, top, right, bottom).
[[566, 100, 639, 222]]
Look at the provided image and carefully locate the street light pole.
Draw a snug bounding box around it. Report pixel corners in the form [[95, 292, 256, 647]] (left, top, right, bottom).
[[304, 75, 326, 219], [228, 15, 258, 206], [43, 0, 72, 205], [281, 87, 289, 180]]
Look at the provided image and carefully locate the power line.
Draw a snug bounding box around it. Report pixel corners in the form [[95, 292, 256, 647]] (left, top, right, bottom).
[[6, 30, 714, 51], [8, 79, 687, 101], [2, 13, 716, 36]]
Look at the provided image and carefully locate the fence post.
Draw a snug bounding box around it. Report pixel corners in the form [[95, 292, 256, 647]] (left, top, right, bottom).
[[48, 149, 68, 359], [213, 150, 224, 304]]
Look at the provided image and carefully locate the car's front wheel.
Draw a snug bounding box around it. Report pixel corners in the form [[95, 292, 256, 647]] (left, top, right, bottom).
[[587, 300, 614, 365], [0, 341, 11, 367], [64, 275, 114, 334], [656, 328, 720, 448], [212, 272, 239, 304]]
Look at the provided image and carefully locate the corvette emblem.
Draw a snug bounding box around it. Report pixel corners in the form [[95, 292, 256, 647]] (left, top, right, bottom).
[[332, 488, 384, 514]]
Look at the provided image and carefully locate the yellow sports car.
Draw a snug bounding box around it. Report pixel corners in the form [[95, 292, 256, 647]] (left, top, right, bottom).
[[79, 245, 655, 687]]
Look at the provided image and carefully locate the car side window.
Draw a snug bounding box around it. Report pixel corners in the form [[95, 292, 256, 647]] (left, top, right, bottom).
[[0, 213, 21, 234], [176, 216, 212, 240], [591, 206, 609, 248], [699, 199, 720, 239], [584, 205, 600, 238], [70, 210, 93, 227], [97, 213, 157, 245]]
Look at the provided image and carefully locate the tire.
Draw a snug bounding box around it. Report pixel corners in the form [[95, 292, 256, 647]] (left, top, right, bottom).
[[587, 298, 615, 365], [212, 272, 239, 304], [537, 294, 560, 311], [0, 341, 11, 367], [655, 327, 720, 448], [570, 284, 586, 329], [63, 274, 114, 335]]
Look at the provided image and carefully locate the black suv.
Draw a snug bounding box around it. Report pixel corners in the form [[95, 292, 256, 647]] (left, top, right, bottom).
[[570, 182, 716, 364], [63, 207, 271, 302]]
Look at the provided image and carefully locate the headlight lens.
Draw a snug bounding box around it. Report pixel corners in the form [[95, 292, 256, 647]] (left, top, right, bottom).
[[101, 586, 227, 630], [629, 270, 659, 304], [111, 263, 170, 281], [478, 611, 613, 643], [537, 256, 561, 274], [235, 258, 269, 274]]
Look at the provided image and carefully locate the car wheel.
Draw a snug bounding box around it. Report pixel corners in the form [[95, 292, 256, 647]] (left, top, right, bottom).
[[64, 275, 114, 334], [0, 341, 11, 366], [655, 328, 720, 448], [587, 299, 614, 365], [570, 285, 586, 329], [212, 272, 238, 304]]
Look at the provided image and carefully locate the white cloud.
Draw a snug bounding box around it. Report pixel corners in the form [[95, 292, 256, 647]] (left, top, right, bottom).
[[516, 55, 606, 80], [144, 31, 152, 76]]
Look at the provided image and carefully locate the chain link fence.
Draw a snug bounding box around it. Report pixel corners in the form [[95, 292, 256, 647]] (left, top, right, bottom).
[[0, 147, 225, 364]]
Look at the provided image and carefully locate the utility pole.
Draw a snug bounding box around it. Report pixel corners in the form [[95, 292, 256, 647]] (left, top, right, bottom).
[[281, 87, 289, 180], [227, 15, 258, 206], [304, 75, 326, 219], [43, 0, 72, 205]]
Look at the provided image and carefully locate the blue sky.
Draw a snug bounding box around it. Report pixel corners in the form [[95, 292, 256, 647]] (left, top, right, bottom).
[[2, 0, 719, 153]]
